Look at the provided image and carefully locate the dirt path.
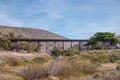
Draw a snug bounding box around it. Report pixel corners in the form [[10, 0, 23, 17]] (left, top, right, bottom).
[[0, 51, 48, 60]]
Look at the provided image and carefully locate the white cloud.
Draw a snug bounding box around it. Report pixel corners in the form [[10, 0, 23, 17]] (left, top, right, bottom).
[[0, 13, 24, 27], [0, 2, 24, 27], [0, 0, 120, 39]]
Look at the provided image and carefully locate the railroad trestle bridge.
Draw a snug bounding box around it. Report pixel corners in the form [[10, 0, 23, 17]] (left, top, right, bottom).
[[11, 39, 88, 54]]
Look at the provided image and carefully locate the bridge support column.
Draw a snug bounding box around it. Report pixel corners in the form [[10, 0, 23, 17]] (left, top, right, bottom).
[[63, 42, 64, 50], [54, 41, 56, 48], [46, 42, 54, 55], [79, 41, 81, 51], [36, 41, 41, 52], [16, 41, 20, 52], [46, 42, 47, 53], [71, 41, 73, 48], [87, 45, 89, 52]]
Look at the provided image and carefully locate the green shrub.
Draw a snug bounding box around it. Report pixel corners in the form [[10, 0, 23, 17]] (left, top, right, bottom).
[[71, 60, 97, 75], [26, 43, 36, 53], [103, 71, 120, 80], [93, 72, 103, 78], [115, 60, 120, 64], [45, 60, 89, 78], [0, 76, 24, 80], [51, 48, 62, 57], [32, 57, 51, 63], [82, 50, 120, 63], [13, 41, 28, 50], [0, 36, 12, 50], [21, 59, 97, 79], [97, 54, 110, 63], [21, 64, 48, 80], [51, 48, 80, 57], [82, 53, 110, 63], [95, 62, 103, 67], [116, 64, 120, 71], [62, 48, 80, 56], [12, 41, 37, 53], [6, 58, 25, 66], [0, 32, 42, 52], [109, 52, 120, 62]]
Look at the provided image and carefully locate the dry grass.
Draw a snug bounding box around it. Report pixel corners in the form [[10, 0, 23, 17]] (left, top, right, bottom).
[[5, 58, 25, 67], [0, 74, 23, 80], [103, 70, 120, 80], [21, 64, 48, 80], [0, 66, 24, 80], [0, 50, 120, 80], [21, 59, 97, 80]]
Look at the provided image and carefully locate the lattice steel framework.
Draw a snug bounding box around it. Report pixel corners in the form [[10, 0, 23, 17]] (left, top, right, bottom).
[[11, 39, 88, 54]]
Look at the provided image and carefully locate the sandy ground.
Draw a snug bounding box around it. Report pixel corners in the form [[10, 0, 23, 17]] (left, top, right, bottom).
[[0, 51, 48, 60], [0, 51, 118, 70], [102, 63, 118, 69], [98, 63, 118, 71]]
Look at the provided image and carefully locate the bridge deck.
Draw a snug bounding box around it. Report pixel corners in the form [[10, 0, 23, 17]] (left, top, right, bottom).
[[10, 39, 88, 42], [10, 39, 88, 54]]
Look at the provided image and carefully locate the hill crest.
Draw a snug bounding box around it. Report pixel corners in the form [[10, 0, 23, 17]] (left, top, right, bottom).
[[0, 25, 67, 39]]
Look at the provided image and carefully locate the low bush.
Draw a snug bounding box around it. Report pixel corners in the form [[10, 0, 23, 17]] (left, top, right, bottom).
[[12, 41, 37, 53], [109, 52, 120, 63], [51, 48, 62, 57], [62, 48, 80, 56], [95, 62, 103, 67], [44, 60, 79, 78], [103, 71, 120, 80], [93, 72, 103, 78], [51, 48, 80, 57], [5, 58, 25, 66], [0, 35, 12, 50], [21, 59, 97, 80], [0, 76, 24, 80], [21, 64, 48, 80], [115, 60, 120, 64], [32, 57, 51, 63], [116, 64, 120, 71], [81, 53, 110, 63], [70, 60, 97, 75]]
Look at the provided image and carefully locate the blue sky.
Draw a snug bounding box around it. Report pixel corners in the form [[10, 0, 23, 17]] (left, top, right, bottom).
[[0, 0, 120, 39]]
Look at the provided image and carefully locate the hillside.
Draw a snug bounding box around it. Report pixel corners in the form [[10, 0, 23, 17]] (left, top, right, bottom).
[[0, 25, 67, 39], [116, 35, 120, 39]]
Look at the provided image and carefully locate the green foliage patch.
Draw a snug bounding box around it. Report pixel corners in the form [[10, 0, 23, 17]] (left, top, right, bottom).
[[51, 48, 80, 57], [85, 32, 119, 50], [5, 58, 25, 66]]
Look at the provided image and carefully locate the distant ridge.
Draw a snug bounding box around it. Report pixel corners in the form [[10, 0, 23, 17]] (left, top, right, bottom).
[[0, 25, 68, 39], [116, 35, 120, 38]]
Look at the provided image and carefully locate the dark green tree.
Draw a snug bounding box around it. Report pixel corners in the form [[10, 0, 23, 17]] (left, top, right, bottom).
[[86, 32, 119, 50], [85, 37, 100, 50]]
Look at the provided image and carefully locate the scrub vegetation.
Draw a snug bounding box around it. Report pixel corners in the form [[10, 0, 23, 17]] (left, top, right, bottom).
[[0, 32, 120, 80]]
